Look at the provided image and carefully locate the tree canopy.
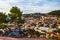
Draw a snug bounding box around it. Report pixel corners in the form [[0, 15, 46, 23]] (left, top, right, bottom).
[[0, 12, 6, 23], [10, 6, 22, 17], [9, 6, 24, 23]]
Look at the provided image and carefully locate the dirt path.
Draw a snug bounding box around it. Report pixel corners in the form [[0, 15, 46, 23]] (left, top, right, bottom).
[[0, 37, 54, 40]]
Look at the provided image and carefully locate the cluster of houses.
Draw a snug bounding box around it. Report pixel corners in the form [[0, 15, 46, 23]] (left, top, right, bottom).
[[22, 13, 60, 38], [23, 13, 60, 29], [0, 13, 60, 39]]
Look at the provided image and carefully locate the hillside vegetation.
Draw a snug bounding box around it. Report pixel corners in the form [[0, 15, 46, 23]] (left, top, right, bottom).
[[48, 10, 60, 16]]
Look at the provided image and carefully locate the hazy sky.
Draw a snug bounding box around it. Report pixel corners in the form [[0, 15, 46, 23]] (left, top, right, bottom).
[[0, 0, 60, 14]]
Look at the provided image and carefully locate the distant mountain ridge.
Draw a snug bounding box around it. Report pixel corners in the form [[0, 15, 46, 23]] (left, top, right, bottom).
[[22, 13, 47, 18], [22, 10, 60, 18]]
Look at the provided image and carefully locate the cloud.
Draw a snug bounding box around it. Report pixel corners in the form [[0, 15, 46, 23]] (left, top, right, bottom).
[[21, 0, 60, 13], [0, 0, 24, 3], [0, 1, 10, 13], [0, 0, 24, 13], [19, 0, 60, 13], [0, 0, 60, 14]]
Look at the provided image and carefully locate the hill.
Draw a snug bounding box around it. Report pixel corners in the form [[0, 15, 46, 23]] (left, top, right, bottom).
[[48, 10, 60, 16]]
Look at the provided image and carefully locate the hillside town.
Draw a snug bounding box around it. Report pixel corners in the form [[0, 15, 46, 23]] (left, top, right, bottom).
[[0, 13, 60, 40], [0, 0, 60, 40]]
